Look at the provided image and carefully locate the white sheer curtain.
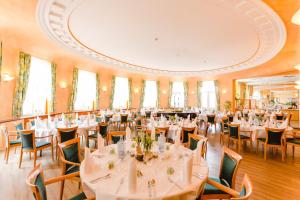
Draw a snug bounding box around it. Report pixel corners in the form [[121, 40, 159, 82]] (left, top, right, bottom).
[[23, 56, 52, 116], [201, 81, 217, 109], [113, 77, 129, 109], [74, 70, 96, 110], [171, 81, 185, 108], [143, 80, 157, 108]]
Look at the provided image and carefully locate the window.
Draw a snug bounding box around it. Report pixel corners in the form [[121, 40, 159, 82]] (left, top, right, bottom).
[[74, 70, 97, 110], [113, 77, 129, 109], [143, 80, 157, 108], [23, 56, 52, 115], [171, 81, 185, 108], [201, 81, 216, 109]]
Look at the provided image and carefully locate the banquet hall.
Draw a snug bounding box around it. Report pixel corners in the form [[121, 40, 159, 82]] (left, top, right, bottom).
[[0, 0, 300, 199]]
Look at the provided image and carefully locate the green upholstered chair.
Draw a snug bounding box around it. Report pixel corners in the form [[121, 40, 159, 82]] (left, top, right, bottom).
[[1, 125, 21, 163], [15, 122, 24, 138], [201, 147, 243, 199], [95, 115, 102, 123], [181, 127, 196, 145], [56, 127, 78, 158], [228, 115, 234, 123], [228, 124, 252, 153], [108, 131, 126, 144], [256, 128, 285, 161], [275, 113, 284, 121], [155, 127, 170, 142], [207, 114, 216, 129], [188, 134, 208, 159], [145, 111, 151, 118], [19, 130, 54, 168], [26, 163, 89, 200], [119, 114, 128, 130], [286, 130, 300, 158], [205, 174, 253, 200], [88, 122, 109, 148], [58, 137, 82, 200], [104, 114, 112, 123], [220, 117, 229, 145]]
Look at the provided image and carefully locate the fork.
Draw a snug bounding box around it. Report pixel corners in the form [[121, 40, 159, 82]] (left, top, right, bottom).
[[115, 177, 124, 194], [167, 177, 183, 190], [90, 173, 111, 184]]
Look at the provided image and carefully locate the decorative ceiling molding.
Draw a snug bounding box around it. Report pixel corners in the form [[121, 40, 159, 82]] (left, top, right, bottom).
[[37, 0, 286, 76]]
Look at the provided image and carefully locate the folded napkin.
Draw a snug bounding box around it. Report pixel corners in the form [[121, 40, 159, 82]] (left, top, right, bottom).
[[174, 130, 181, 147], [126, 127, 131, 141], [279, 119, 288, 129], [98, 135, 105, 152], [84, 147, 97, 174], [128, 158, 137, 193], [183, 155, 193, 184], [193, 140, 203, 164]]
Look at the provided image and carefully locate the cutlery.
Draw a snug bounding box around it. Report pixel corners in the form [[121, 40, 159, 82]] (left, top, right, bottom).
[[115, 177, 124, 194], [147, 181, 152, 198], [167, 177, 183, 190], [92, 154, 105, 159], [90, 173, 111, 184], [192, 172, 204, 179]]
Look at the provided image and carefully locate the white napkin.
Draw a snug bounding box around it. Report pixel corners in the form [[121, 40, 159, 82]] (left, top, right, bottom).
[[84, 147, 97, 174], [279, 119, 288, 129], [98, 135, 105, 152], [174, 130, 181, 147], [126, 127, 131, 141], [193, 140, 203, 164], [183, 155, 193, 184], [128, 158, 137, 193]]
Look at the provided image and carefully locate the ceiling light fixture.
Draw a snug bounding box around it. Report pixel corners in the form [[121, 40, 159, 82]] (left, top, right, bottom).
[[1, 73, 14, 82], [292, 9, 300, 25]]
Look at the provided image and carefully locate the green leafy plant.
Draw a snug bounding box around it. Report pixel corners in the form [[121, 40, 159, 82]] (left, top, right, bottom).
[[224, 101, 232, 111]]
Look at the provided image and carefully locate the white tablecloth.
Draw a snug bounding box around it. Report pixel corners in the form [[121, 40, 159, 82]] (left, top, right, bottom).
[[80, 143, 208, 200]]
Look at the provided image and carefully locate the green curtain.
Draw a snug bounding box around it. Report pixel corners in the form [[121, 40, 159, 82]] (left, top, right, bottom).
[[12, 52, 31, 117], [140, 80, 145, 108], [157, 81, 160, 108], [50, 63, 57, 112], [110, 76, 115, 109], [184, 81, 189, 108], [96, 73, 100, 109], [197, 81, 203, 108], [68, 67, 78, 112], [0, 42, 2, 82], [168, 81, 173, 108], [214, 80, 220, 111], [128, 78, 132, 108]]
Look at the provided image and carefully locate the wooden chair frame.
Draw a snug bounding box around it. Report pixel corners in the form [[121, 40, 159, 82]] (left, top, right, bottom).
[[228, 124, 252, 153], [181, 127, 196, 146], [58, 137, 82, 200], [108, 131, 126, 144], [1, 126, 21, 163], [188, 134, 208, 159], [201, 147, 243, 200], [198, 122, 209, 138], [19, 130, 54, 168], [220, 117, 229, 145], [286, 130, 300, 157], [56, 126, 78, 159], [256, 128, 286, 161], [88, 122, 109, 148]]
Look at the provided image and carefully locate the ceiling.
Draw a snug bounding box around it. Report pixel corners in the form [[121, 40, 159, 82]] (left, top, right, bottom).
[[37, 0, 287, 76], [238, 74, 298, 86]]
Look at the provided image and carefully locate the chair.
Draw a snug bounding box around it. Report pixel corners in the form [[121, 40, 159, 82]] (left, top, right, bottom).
[[198, 122, 209, 137], [88, 122, 109, 147], [256, 128, 286, 161], [155, 127, 170, 141], [19, 130, 54, 168], [56, 126, 78, 158], [201, 147, 243, 199], [228, 124, 252, 153], [220, 117, 229, 145], [104, 114, 112, 123], [188, 134, 208, 159], [275, 113, 284, 121], [1, 126, 21, 163], [286, 130, 300, 158], [145, 111, 151, 118], [26, 163, 89, 200], [228, 115, 234, 123], [119, 114, 128, 130], [206, 174, 253, 200], [58, 137, 82, 200], [108, 131, 126, 144], [181, 127, 196, 146], [207, 115, 216, 128]]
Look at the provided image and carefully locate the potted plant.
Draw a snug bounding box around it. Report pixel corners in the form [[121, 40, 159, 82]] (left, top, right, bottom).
[[224, 101, 232, 112]]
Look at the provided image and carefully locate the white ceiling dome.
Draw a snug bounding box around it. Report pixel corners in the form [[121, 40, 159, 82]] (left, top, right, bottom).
[[37, 0, 286, 76]]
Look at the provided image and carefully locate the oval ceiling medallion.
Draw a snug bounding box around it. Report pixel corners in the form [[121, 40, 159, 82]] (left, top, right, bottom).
[[37, 0, 286, 76]]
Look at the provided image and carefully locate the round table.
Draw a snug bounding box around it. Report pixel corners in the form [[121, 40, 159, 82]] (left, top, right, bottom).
[[80, 143, 208, 200]]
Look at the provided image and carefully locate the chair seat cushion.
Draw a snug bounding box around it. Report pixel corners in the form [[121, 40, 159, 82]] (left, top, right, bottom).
[[203, 177, 230, 195], [286, 138, 300, 145], [230, 135, 250, 139], [36, 141, 51, 148], [10, 139, 21, 145], [257, 138, 266, 142], [69, 192, 87, 200], [88, 133, 98, 138], [66, 165, 80, 175]]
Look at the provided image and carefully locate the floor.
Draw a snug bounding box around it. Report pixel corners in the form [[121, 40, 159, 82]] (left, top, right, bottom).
[[0, 126, 300, 200]]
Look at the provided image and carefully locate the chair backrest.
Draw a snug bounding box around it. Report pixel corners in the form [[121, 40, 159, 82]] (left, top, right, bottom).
[[99, 122, 109, 137], [231, 174, 253, 200], [221, 117, 229, 132], [207, 115, 215, 123], [229, 124, 240, 138], [120, 114, 128, 123], [95, 115, 102, 123], [228, 115, 234, 123], [181, 127, 196, 143], [26, 163, 47, 200], [109, 131, 126, 144], [188, 134, 208, 158], [145, 111, 151, 118], [58, 138, 81, 172], [265, 128, 285, 145], [275, 114, 284, 120], [105, 115, 112, 123], [15, 122, 24, 138], [219, 147, 242, 189], [20, 130, 36, 150], [57, 126, 78, 143], [0, 125, 9, 147]]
